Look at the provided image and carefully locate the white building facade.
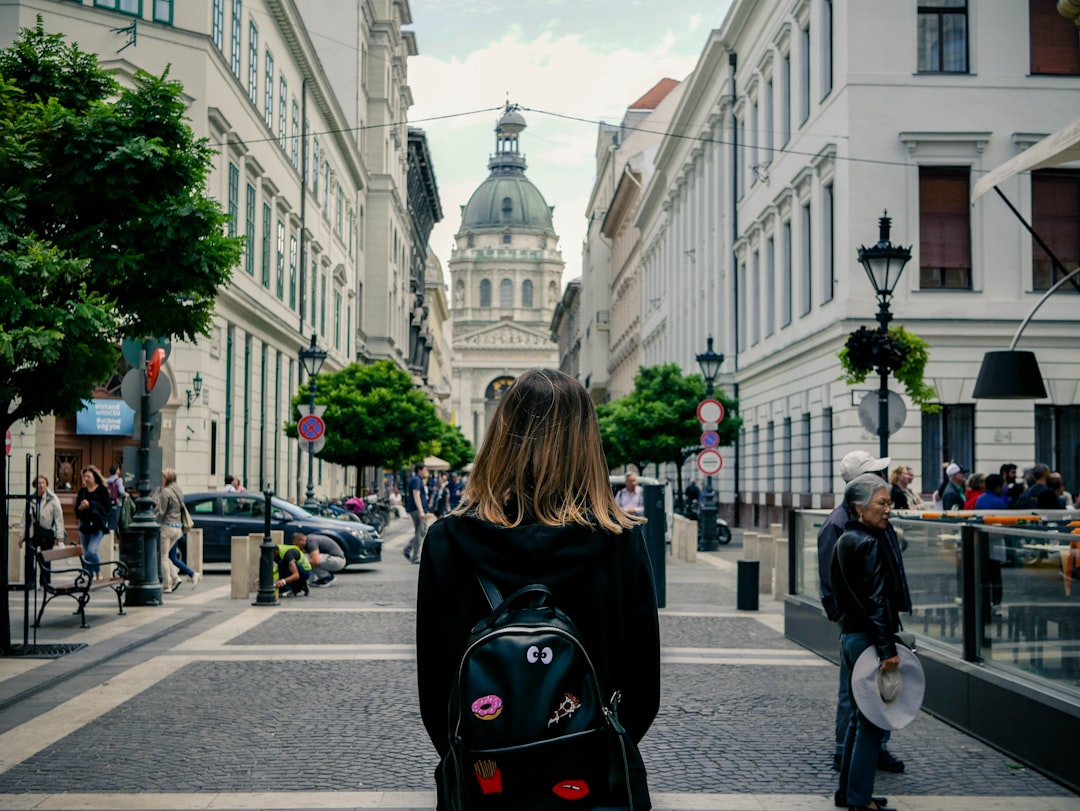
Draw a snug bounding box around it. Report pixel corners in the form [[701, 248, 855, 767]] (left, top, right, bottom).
[[2, 0, 366, 503], [448, 108, 563, 446], [634, 0, 1080, 525]]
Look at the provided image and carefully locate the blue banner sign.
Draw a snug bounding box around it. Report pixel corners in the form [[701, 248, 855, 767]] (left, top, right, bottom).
[[76, 399, 136, 436]]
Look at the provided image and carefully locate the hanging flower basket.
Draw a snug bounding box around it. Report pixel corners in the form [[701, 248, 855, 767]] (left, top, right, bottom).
[[838, 326, 940, 412]]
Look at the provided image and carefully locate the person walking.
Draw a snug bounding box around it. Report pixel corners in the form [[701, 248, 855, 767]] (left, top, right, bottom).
[[75, 465, 110, 579], [416, 368, 660, 811], [403, 463, 428, 563], [154, 468, 186, 593], [21, 475, 66, 584], [818, 450, 906, 776], [105, 464, 126, 533], [832, 473, 914, 811]]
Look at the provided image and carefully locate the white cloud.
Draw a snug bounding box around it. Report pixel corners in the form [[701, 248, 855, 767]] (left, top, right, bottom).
[[410, 29, 700, 289]]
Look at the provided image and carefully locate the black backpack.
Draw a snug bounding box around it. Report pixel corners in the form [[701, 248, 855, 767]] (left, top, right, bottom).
[[443, 575, 633, 810]]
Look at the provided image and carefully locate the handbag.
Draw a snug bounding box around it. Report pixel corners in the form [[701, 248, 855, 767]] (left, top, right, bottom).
[[180, 501, 194, 532], [33, 522, 56, 545]]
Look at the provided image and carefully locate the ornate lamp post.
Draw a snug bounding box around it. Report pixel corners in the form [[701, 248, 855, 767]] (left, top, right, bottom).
[[298, 334, 327, 510], [857, 213, 911, 458], [696, 337, 724, 552]]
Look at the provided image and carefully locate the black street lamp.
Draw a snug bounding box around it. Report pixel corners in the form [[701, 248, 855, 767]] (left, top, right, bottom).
[[696, 336, 724, 552], [298, 333, 327, 510], [857, 213, 912, 458]]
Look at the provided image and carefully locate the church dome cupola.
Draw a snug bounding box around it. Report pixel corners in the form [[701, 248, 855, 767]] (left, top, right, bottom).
[[490, 103, 528, 172]]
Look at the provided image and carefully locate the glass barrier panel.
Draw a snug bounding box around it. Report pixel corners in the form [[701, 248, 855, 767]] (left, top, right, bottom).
[[793, 510, 831, 599], [893, 517, 966, 654], [975, 523, 1080, 700]]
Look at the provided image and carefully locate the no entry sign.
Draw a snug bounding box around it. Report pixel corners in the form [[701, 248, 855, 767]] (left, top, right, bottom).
[[298, 414, 326, 441]]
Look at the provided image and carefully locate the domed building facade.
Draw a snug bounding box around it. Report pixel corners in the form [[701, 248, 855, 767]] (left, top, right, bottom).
[[449, 106, 564, 445]]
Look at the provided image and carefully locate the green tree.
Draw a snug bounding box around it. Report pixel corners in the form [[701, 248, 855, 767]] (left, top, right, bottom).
[[0, 23, 243, 653], [421, 421, 475, 472], [287, 360, 443, 487], [600, 364, 741, 500]]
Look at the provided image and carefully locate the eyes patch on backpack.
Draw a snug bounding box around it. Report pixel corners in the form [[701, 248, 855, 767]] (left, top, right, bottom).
[[547, 692, 581, 727], [473, 759, 502, 794], [526, 644, 554, 664], [551, 779, 590, 800], [470, 694, 504, 720]]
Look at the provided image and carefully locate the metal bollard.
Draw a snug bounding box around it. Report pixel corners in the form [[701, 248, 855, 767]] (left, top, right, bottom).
[[737, 559, 760, 611]]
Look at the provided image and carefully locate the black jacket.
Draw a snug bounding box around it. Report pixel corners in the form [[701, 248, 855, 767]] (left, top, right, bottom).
[[831, 520, 913, 660], [817, 503, 851, 621], [75, 485, 111, 535], [416, 512, 660, 810]]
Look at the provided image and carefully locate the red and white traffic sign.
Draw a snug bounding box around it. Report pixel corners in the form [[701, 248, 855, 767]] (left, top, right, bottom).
[[4, 429, 10, 457], [298, 414, 326, 441], [697, 398, 725, 425], [696, 449, 724, 476]]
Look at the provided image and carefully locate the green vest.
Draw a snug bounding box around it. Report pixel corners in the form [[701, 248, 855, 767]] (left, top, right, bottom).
[[276, 543, 312, 572]]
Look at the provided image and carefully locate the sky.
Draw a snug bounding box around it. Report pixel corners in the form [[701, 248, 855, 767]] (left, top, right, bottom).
[[405, 0, 734, 290]]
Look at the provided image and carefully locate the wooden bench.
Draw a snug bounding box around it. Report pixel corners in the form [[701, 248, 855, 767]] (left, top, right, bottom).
[[34, 546, 129, 629]]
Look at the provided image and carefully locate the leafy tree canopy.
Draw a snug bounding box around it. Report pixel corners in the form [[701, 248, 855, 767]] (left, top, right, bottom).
[[420, 421, 475, 472], [0, 22, 242, 430], [599, 364, 742, 494], [287, 360, 443, 472]]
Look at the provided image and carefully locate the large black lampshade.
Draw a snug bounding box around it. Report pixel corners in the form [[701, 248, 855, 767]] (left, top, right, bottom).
[[972, 350, 1047, 399]]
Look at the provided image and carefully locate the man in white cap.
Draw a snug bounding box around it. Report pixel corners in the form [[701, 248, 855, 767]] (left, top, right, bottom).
[[818, 450, 908, 777], [941, 463, 967, 511]]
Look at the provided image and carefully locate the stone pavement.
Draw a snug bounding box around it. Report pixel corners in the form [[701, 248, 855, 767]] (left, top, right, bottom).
[[1, 520, 1078, 811]]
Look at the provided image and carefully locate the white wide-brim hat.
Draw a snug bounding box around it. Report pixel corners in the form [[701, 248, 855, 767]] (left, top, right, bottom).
[[851, 644, 925, 730]]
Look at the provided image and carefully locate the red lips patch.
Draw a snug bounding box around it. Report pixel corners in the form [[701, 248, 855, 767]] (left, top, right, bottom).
[[551, 779, 590, 800]]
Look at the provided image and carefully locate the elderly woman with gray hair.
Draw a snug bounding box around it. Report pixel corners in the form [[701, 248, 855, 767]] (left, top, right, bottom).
[[831, 473, 913, 811]]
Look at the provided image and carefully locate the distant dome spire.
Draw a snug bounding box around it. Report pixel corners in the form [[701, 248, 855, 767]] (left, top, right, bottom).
[[490, 103, 527, 173]]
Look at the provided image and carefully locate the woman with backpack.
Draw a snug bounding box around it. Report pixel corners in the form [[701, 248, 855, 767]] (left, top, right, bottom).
[[416, 368, 660, 811]]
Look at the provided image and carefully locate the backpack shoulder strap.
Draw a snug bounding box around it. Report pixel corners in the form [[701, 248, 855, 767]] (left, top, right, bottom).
[[475, 571, 503, 612]]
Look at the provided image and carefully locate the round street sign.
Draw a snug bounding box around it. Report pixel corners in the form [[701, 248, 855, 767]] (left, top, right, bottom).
[[701, 431, 721, 449], [5, 429, 10, 457], [298, 414, 326, 441], [696, 449, 724, 476], [697, 398, 725, 425]]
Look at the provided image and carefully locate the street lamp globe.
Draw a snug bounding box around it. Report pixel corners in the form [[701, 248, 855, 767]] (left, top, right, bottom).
[[299, 333, 327, 377], [695, 336, 724, 392], [857, 212, 912, 305]]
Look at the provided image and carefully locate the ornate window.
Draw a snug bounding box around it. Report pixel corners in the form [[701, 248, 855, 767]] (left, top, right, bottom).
[[499, 278, 513, 307], [480, 279, 491, 307], [522, 279, 533, 308]]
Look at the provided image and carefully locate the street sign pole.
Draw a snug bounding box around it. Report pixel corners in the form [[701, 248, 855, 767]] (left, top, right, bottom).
[[697, 397, 724, 552], [124, 341, 163, 606]]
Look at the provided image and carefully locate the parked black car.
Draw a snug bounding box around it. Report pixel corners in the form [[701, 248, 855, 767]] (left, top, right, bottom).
[[183, 492, 382, 566]]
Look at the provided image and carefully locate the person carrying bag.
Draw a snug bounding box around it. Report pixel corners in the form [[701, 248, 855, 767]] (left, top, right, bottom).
[[416, 369, 660, 811]]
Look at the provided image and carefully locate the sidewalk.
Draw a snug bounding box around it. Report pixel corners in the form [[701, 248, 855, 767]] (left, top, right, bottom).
[[1, 522, 1077, 811]]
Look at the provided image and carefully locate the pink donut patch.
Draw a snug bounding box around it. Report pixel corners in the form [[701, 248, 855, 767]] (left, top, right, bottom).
[[471, 694, 504, 720]]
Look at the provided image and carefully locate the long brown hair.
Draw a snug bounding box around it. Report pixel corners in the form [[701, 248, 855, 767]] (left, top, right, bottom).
[[457, 368, 638, 534]]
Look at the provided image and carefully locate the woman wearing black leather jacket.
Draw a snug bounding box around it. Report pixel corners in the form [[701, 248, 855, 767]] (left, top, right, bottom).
[[830, 473, 913, 811]]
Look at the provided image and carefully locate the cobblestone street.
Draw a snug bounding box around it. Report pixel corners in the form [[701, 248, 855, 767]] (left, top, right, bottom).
[[1, 520, 1078, 811]]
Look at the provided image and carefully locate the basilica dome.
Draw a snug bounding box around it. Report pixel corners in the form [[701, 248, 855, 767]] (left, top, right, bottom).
[[460, 173, 553, 230], [459, 105, 554, 232]]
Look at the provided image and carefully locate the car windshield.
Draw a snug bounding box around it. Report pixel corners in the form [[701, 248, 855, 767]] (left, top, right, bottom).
[[274, 498, 312, 518]]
